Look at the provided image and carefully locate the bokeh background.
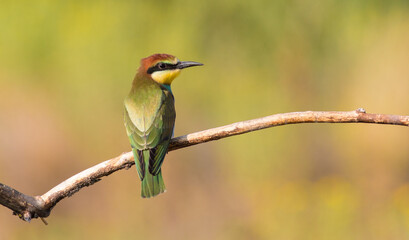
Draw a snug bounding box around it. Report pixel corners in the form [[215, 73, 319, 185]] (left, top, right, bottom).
[[1, 0, 409, 239]]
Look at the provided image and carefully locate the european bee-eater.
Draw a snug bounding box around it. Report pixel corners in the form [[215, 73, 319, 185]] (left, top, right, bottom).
[[124, 54, 203, 198]]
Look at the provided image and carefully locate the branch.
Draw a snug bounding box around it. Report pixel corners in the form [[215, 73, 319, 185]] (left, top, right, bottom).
[[1, 109, 408, 222]]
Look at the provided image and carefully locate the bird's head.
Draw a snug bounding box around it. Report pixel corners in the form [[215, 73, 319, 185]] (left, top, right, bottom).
[[139, 54, 203, 85]]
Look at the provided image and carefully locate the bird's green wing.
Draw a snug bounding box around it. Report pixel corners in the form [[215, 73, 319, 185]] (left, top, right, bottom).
[[124, 84, 175, 180], [124, 109, 145, 179], [149, 91, 175, 175]]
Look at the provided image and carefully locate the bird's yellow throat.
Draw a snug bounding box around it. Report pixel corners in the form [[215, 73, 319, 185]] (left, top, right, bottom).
[[151, 69, 181, 85]]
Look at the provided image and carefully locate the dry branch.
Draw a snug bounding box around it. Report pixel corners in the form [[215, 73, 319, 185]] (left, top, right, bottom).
[[1, 109, 408, 223]]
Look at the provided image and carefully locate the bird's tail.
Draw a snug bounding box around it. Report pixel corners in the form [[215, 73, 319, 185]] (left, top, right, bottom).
[[141, 171, 166, 198], [141, 150, 166, 198]]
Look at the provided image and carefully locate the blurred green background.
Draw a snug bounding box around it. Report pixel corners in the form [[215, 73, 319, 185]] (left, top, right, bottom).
[[1, 0, 409, 239]]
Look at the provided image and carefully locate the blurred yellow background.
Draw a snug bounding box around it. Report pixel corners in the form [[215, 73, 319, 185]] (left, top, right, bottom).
[[1, 0, 409, 239]]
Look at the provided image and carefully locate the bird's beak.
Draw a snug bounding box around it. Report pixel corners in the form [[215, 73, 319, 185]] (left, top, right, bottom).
[[177, 61, 203, 69]]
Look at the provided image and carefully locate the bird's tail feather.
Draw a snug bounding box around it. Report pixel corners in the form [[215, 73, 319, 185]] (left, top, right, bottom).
[[141, 171, 166, 198], [141, 150, 166, 198]]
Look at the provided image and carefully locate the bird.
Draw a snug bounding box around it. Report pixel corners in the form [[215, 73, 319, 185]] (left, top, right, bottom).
[[124, 54, 203, 198]]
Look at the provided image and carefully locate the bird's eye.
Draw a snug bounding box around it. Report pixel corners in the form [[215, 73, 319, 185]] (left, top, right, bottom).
[[158, 63, 166, 69]]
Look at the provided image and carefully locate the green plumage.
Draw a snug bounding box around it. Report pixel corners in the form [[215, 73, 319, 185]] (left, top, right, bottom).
[[124, 73, 175, 198], [124, 54, 202, 198]]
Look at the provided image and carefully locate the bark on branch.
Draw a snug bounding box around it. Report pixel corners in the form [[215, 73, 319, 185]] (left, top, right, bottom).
[[1, 109, 408, 223]]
